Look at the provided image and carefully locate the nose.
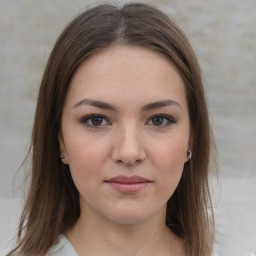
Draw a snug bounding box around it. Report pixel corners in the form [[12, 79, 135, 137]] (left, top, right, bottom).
[[111, 125, 146, 166]]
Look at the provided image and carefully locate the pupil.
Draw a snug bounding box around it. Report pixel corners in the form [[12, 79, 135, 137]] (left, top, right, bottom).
[[153, 117, 163, 126], [92, 117, 103, 126]]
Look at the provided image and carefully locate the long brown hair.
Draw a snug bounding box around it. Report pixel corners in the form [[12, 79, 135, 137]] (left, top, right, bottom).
[[8, 3, 216, 256]]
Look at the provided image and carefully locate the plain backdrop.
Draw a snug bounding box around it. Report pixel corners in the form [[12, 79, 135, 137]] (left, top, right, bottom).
[[0, 0, 255, 255]]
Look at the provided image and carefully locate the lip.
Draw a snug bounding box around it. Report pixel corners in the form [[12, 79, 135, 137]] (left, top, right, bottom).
[[105, 175, 151, 194]]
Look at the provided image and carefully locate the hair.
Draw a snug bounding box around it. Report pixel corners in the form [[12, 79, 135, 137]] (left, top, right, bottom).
[[8, 3, 216, 256]]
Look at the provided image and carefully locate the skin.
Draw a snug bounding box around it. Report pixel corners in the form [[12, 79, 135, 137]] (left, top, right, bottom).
[[59, 46, 190, 256]]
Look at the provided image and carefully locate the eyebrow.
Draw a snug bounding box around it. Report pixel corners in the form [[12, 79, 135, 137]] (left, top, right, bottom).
[[141, 99, 182, 111], [73, 98, 116, 110], [73, 98, 182, 111]]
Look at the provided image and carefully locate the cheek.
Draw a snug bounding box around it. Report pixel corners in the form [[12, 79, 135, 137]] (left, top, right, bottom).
[[151, 138, 187, 191], [152, 136, 187, 167], [64, 135, 110, 182]]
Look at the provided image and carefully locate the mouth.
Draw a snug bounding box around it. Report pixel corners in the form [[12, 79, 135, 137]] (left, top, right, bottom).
[[105, 175, 152, 194]]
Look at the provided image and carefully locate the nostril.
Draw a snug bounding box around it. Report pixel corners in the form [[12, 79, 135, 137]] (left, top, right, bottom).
[[116, 158, 142, 167]]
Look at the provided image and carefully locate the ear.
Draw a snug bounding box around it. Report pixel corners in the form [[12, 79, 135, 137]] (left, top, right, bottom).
[[58, 133, 69, 165], [185, 130, 194, 162]]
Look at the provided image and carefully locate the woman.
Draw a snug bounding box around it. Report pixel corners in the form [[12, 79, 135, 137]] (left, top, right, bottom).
[[8, 3, 216, 256]]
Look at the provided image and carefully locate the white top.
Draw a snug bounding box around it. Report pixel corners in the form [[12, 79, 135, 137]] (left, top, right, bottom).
[[45, 235, 78, 256], [45, 234, 218, 256]]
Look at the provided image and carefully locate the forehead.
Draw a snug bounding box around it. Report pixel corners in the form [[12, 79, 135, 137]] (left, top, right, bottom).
[[74, 45, 181, 80], [66, 45, 187, 110]]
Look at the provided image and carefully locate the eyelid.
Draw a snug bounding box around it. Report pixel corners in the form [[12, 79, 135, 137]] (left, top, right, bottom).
[[80, 114, 111, 128], [151, 114, 176, 122], [147, 114, 176, 127]]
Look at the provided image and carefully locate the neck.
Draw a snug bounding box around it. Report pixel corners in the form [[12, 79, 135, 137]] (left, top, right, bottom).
[[66, 204, 181, 256]]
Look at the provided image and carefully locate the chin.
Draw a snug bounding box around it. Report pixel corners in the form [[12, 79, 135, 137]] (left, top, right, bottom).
[[103, 206, 161, 226]]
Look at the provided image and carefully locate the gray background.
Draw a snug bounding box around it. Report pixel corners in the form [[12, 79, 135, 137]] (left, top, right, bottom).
[[0, 0, 255, 255]]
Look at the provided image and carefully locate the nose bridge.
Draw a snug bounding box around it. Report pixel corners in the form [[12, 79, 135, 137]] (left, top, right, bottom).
[[112, 121, 145, 165]]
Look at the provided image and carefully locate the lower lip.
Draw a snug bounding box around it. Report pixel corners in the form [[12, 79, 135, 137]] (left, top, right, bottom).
[[107, 182, 150, 194]]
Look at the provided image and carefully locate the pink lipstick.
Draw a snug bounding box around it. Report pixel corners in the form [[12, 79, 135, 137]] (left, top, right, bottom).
[[106, 175, 151, 194]]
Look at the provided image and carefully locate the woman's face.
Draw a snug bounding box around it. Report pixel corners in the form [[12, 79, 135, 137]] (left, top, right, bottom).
[[59, 46, 191, 225]]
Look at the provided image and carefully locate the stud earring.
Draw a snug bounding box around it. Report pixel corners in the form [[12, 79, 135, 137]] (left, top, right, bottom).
[[60, 155, 65, 160], [187, 150, 192, 159]]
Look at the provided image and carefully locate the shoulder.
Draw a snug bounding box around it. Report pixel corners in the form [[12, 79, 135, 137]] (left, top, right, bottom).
[[44, 235, 78, 256], [44, 235, 65, 256]]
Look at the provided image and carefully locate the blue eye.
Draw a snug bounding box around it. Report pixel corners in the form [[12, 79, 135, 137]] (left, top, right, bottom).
[[81, 115, 109, 128], [149, 115, 175, 127]]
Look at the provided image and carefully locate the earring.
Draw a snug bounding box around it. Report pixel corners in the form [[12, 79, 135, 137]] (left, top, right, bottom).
[[60, 155, 65, 160], [187, 150, 192, 159]]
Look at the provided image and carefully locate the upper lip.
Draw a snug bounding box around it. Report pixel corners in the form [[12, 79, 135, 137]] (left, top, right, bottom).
[[106, 175, 151, 184]]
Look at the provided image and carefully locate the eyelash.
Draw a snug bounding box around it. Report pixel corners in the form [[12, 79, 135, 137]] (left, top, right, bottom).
[[148, 114, 176, 127], [80, 114, 176, 129], [80, 114, 110, 129]]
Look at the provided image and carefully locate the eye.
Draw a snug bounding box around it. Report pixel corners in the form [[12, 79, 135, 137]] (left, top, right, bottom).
[[81, 114, 109, 128], [148, 115, 175, 127]]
